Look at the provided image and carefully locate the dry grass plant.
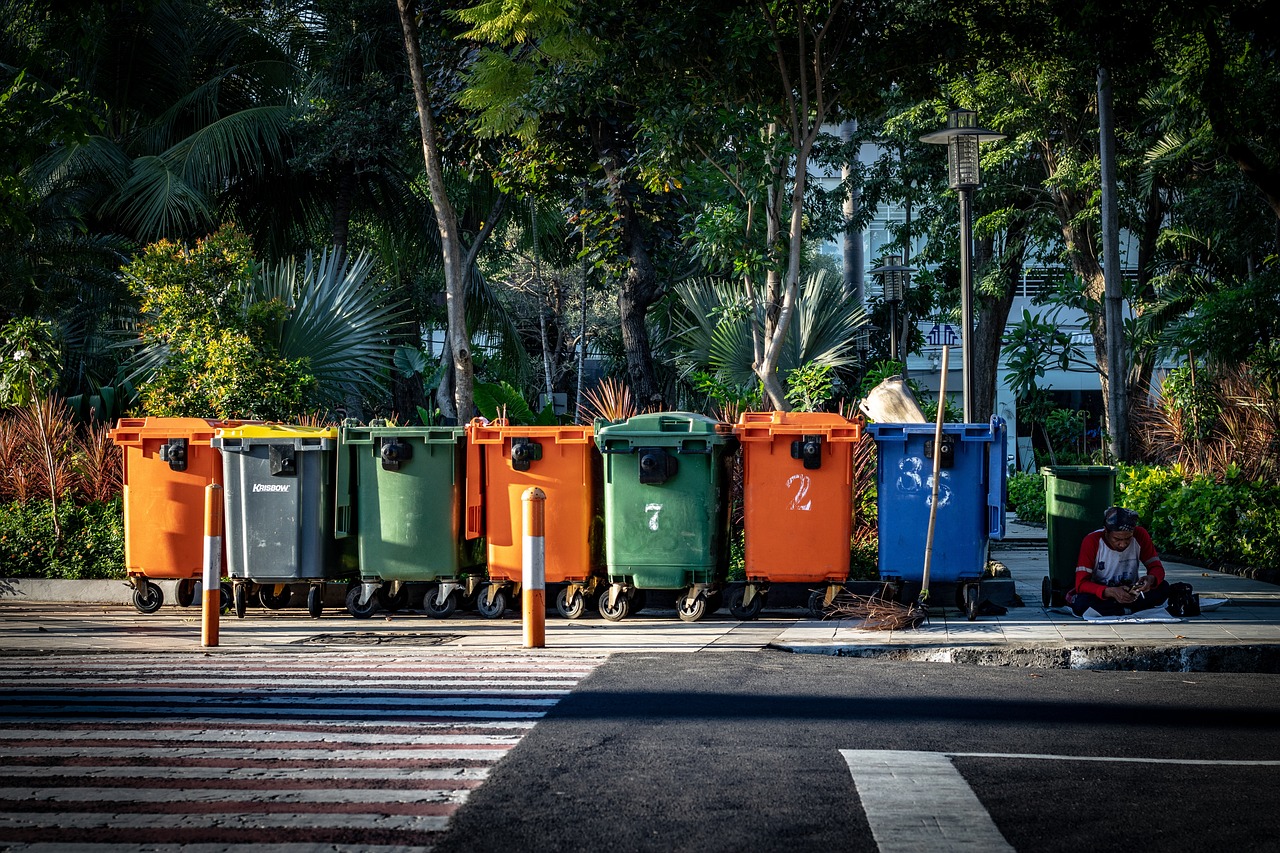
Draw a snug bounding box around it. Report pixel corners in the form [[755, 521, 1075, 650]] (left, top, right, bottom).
[[578, 377, 639, 424], [820, 586, 926, 630], [1132, 364, 1279, 480]]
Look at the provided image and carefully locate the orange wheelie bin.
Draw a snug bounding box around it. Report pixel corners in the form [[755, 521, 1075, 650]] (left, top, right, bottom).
[[734, 411, 865, 619], [109, 417, 247, 613], [465, 419, 601, 619]]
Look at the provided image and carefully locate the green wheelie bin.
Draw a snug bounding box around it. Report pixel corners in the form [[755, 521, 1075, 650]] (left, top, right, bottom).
[[1040, 465, 1115, 607], [336, 421, 477, 619], [594, 412, 737, 623]]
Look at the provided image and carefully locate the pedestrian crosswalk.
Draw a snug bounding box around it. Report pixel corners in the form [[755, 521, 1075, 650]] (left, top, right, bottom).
[[0, 651, 606, 851]]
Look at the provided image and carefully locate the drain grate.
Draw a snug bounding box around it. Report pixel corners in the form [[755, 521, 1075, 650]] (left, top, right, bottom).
[[293, 632, 463, 646]]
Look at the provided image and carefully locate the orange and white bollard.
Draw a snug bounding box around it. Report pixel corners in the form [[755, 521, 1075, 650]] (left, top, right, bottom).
[[201, 483, 223, 647], [521, 487, 546, 649]]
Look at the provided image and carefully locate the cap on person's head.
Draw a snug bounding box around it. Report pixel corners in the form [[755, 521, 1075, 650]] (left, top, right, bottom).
[[1104, 506, 1139, 532]]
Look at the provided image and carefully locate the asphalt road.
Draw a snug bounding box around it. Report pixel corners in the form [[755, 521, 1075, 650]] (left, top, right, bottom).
[[433, 651, 1280, 853]]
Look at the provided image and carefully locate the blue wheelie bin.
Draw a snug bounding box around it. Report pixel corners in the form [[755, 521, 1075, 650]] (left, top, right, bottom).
[[868, 417, 1007, 619]]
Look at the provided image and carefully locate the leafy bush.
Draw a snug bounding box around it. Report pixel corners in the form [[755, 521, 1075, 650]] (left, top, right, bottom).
[[0, 498, 124, 579], [1117, 463, 1184, 546], [1006, 471, 1046, 523]]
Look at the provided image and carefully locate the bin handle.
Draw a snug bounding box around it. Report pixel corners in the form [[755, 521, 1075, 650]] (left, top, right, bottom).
[[986, 416, 1007, 540], [335, 442, 353, 539], [464, 430, 484, 540]]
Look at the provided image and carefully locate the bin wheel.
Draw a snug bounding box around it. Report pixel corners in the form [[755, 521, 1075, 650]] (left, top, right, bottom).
[[232, 583, 248, 619], [1041, 575, 1053, 609], [219, 583, 233, 615], [705, 590, 724, 615], [476, 585, 509, 619], [132, 581, 163, 614], [599, 591, 630, 622], [175, 579, 196, 608], [259, 584, 292, 609], [306, 585, 324, 618], [555, 587, 588, 620], [676, 592, 708, 623], [345, 586, 379, 619], [377, 585, 409, 613], [963, 584, 979, 621], [629, 589, 647, 614], [806, 588, 829, 619], [423, 585, 458, 619], [727, 586, 764, 621]]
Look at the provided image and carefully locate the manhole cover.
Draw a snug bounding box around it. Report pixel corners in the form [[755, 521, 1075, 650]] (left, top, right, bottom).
[[293, 632, 463, 646]]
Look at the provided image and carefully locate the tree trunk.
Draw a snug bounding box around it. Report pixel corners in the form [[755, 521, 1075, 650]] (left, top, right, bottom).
[[331, 162, 357, 265], [840, 120, 863, 303], [396, 0, 473, 421], [972, 220, 1027, 422]]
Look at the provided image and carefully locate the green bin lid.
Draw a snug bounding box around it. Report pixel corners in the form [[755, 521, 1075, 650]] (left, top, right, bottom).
[[1040, 465, 1115, 477], [595, 411, 734, 448]]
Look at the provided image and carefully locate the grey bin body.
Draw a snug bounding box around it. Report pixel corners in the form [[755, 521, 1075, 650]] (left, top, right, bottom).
[[213, 434, 353, 583]]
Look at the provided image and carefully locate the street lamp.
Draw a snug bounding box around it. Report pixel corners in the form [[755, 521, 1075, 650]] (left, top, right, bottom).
[[870, 255, 913, 361], [920, 108, 1004, 423]]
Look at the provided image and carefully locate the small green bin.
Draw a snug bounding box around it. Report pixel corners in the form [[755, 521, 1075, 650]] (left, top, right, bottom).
[[595, 412, 737, 590], [337, 423, 469, 583], [1040, 465, 1115, 606]]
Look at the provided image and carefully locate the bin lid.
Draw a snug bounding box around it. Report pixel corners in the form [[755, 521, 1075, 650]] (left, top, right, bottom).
[[595, 412, 733, 448], [341, 423, 464, 444], [467, 418, 593, 445], [1040, 465, 1116, 477], [214, 424, 337, 440], [867, 417, 1004, 443], [109, 417, 255, 446], [735, 410, 863, 442]]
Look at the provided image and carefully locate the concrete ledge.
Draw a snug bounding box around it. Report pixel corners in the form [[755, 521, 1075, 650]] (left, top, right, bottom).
[[0, 578, 352, 607], [771, 641, 1280, 673]]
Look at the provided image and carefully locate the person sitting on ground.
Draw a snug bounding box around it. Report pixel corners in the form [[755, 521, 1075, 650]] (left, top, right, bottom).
[[1067, 506, 1171, 617]]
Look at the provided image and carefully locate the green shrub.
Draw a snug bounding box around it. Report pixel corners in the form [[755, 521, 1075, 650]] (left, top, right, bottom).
[[1006, 471, 1046, 523], [1117, 463, 1185, 546], [0, 498, 124, 579]]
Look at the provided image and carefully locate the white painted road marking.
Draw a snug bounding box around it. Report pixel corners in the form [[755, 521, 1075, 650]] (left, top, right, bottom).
[[843, 749, 1280, 853], [840, 749, 1015, 853]]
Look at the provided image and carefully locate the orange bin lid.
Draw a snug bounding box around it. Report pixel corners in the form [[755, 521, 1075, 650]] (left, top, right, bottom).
[[467, 418, 593, 444], [109, 417, 254, 447], [734, 410, 864, 442]]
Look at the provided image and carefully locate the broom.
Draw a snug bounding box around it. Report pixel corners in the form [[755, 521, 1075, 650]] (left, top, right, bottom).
[[819, 347, 950, 631]]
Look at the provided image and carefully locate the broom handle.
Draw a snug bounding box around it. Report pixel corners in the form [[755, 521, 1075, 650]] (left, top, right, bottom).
[[920, 345, 950, 603]]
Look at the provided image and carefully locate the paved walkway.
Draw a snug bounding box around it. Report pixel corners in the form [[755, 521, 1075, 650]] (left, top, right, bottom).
[[2, 518, 1278, 671]]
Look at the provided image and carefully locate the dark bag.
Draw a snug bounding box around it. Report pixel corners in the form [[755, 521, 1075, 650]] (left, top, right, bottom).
[[1167, 582, 1201, 617]]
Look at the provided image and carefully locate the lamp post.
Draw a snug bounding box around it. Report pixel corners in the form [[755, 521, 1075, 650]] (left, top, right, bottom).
[[870, 255, 913, 361], [920, 108, 1004, 423]]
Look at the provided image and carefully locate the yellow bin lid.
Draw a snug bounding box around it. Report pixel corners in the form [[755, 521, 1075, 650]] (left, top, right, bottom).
[[214, 424, 338, 440]]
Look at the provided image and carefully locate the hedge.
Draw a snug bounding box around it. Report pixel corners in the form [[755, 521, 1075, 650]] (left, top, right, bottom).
[[0, 498, 125, 580]]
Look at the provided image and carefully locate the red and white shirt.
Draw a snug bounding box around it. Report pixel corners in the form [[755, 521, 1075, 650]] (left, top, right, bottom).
[[1073, 526, 1166, 598]]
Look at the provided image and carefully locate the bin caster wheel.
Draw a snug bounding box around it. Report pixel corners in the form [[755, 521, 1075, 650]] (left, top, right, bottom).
[[555, 587, 588, 619], [728, 586, 764, 621], [1041, 575, 1053, 609], [346, 586, 379, 619], [219, 583, 233, 615], [132, 580, 163, 614], [629, 589, 647, 614], [306, 585, 324, 618], [423, 585, 458, 618], [232, 584, 248, 619], [599, 591, 630, 622], [676, 592, 708, 623], [963, 584, 979, 621], [476, 585, 509, 619], [175, 579, 196, 608], [807, 588, 830, 619], [259, 584, 292, 609], [377, 585, 408, 612]]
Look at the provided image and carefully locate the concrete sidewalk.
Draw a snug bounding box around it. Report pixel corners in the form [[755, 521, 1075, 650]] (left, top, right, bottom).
[[2, 518, 1278, 671]]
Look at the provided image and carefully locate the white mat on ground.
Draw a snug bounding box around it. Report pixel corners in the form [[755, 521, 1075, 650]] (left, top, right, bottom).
[[1046, 598, 1228, 622]]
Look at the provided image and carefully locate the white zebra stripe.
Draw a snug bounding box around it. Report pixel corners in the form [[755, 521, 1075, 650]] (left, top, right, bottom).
[[0, 846, 432, 853], [0, 692, 562, 707], [0, 766, 490, 781], [0, 811, 451, 831], [0, 705, 546, 719], [12, 678, 581, 689], [0, 746, 512, 761], [0, 716, 536, 730], [0, 729, 521, 745], [0, 787, 472, 804]]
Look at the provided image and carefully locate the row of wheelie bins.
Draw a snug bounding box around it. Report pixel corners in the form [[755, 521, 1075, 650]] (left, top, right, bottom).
[[111, 411, 1009, 622]]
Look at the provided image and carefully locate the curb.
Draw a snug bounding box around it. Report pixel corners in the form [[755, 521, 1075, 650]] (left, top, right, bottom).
[[770, 641, 1280, 673]]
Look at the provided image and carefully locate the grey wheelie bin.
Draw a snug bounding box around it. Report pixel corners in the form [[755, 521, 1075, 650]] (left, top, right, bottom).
[[213, 424, 357, 619]]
